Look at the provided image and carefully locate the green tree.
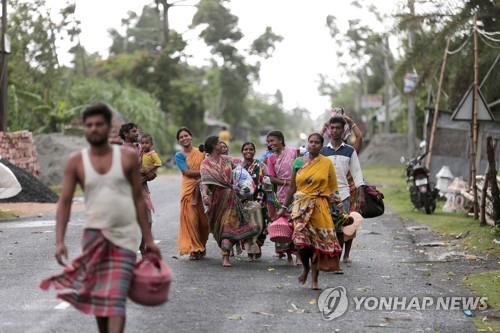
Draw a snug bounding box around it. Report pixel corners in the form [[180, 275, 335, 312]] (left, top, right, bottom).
[[7, 0, 76, 132], [192, 0, 282, 135]]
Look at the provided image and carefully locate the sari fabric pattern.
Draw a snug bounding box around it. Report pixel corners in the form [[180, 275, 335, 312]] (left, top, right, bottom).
[[267, 147, 297, 254], [243, 159, 269, 247], [177, 149, 209, 255], [267, 146, 297, 204], [291, 155, 342, 268], [201, 156, 260, 252]]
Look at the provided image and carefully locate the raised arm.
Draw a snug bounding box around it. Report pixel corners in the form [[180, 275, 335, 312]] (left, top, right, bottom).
[[344, 115, 363, 153], [54, 153, 79, 266]]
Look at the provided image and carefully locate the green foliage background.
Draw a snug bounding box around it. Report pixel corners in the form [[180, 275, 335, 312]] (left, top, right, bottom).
[[5, 0, 315, 158]]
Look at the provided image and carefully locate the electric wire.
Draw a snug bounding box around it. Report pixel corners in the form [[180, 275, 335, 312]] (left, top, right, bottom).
[[446, 35, 470, 54]]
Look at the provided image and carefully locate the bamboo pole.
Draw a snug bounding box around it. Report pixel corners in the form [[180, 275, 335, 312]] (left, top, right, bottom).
[[471, 14, 479, 219], [426, 38, 450, 169]]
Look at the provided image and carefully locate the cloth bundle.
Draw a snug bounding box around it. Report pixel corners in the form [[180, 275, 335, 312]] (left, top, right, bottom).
[[232, 165, 256, 200]]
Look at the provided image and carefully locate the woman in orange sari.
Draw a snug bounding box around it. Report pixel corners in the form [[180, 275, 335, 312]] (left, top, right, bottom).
[[281, 133, 342, 290], [175, 127, 209, 260]]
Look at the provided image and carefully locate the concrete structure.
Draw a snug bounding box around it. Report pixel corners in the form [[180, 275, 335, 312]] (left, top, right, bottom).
[[425, 109, 500, 180]]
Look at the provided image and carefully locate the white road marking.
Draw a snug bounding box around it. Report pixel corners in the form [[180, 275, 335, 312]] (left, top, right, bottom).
[[54, 301, 70, 310], [0, 220, 83, 229], [0, 220, 56, 229]]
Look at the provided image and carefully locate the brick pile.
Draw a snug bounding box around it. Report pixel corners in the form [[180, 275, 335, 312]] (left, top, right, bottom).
[[0, 131, 40, 177]]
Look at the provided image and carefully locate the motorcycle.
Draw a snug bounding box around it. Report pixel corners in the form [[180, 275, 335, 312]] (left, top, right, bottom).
[[401, 143, 439, 214]]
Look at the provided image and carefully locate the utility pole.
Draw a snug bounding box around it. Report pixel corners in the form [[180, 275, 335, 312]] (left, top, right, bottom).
[[0, 0, 7, 132], [383, 35, 392, 133], [157, 0, 171, 48], [471, 14, 479, 219], [407, 0, 417, 157], [426, 38, 450, 169]]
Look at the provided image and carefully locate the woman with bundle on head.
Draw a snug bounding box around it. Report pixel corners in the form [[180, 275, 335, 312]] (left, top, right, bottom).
[[175, 127, 209, 260], [265, 130, 298, 264], [200, 136, 260, 267], [241, 142, 269, 261], [281, 133, 343, 290]]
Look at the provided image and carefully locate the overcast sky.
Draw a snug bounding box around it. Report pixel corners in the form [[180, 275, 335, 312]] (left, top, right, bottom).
[[46, 0, 400, 119]]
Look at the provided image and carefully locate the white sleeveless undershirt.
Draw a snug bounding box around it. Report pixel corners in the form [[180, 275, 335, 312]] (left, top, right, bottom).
[[82, 145, 140, 252]]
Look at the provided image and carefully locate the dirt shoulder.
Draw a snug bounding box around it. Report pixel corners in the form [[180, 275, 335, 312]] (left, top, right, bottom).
[[0, 200, 84, 220]]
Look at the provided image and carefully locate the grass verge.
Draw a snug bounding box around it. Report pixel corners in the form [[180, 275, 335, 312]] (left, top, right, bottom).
[[364, 165, 499, 256], [364, 165, 500, 332], [50, 184, 84, 196], [0, 210, 17, 219], [463, 271, 500, 332]]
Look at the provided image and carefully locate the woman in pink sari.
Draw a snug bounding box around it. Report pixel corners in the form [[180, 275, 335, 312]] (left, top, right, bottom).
[[265, 131, 298, 263]]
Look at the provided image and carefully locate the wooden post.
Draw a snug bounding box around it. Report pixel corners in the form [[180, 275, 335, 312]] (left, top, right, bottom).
[[470, 14, 479, 219], [407, 0, 417, 157], [486, 136, 500, 225], [426, 38, 450, 169], [383, 35, 392, 134]]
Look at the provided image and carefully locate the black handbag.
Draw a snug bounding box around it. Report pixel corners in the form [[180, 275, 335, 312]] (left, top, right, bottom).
[[361, 185, 385, 218]]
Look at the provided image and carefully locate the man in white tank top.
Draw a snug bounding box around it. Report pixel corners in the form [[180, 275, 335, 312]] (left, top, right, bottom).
[[40, 103, 161, 333]]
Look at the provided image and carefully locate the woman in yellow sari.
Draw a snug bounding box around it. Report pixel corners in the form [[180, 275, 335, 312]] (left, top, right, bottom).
[[281, 133, 342, 290], [175, 127, 209, 260]]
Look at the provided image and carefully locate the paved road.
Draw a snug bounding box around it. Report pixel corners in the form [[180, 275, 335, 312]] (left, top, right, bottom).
[[0, 175, 477, 333]]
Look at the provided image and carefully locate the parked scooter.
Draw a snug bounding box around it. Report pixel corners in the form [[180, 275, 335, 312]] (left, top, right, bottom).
[[400, 142, 439, 214]]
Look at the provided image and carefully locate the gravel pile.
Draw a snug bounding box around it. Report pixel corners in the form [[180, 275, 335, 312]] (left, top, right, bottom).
[[359, 133, 415, 166], [34, 133, 87, 186], [0, 159, 58, 203]]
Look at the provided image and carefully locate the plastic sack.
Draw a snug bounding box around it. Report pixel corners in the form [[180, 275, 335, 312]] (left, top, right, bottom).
[[232, 165, 256, 199]]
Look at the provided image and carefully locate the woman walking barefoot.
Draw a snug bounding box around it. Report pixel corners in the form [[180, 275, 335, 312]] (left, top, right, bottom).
[[266, 131, 298, 264], [281, 133, 342, 290], [200, 136, 259, 267], [241, 142, 269, 261], [175, 128, 209, 260]]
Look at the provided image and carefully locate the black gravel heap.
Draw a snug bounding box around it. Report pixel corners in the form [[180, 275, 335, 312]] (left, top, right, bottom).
[[0, 159, 59, 203]]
